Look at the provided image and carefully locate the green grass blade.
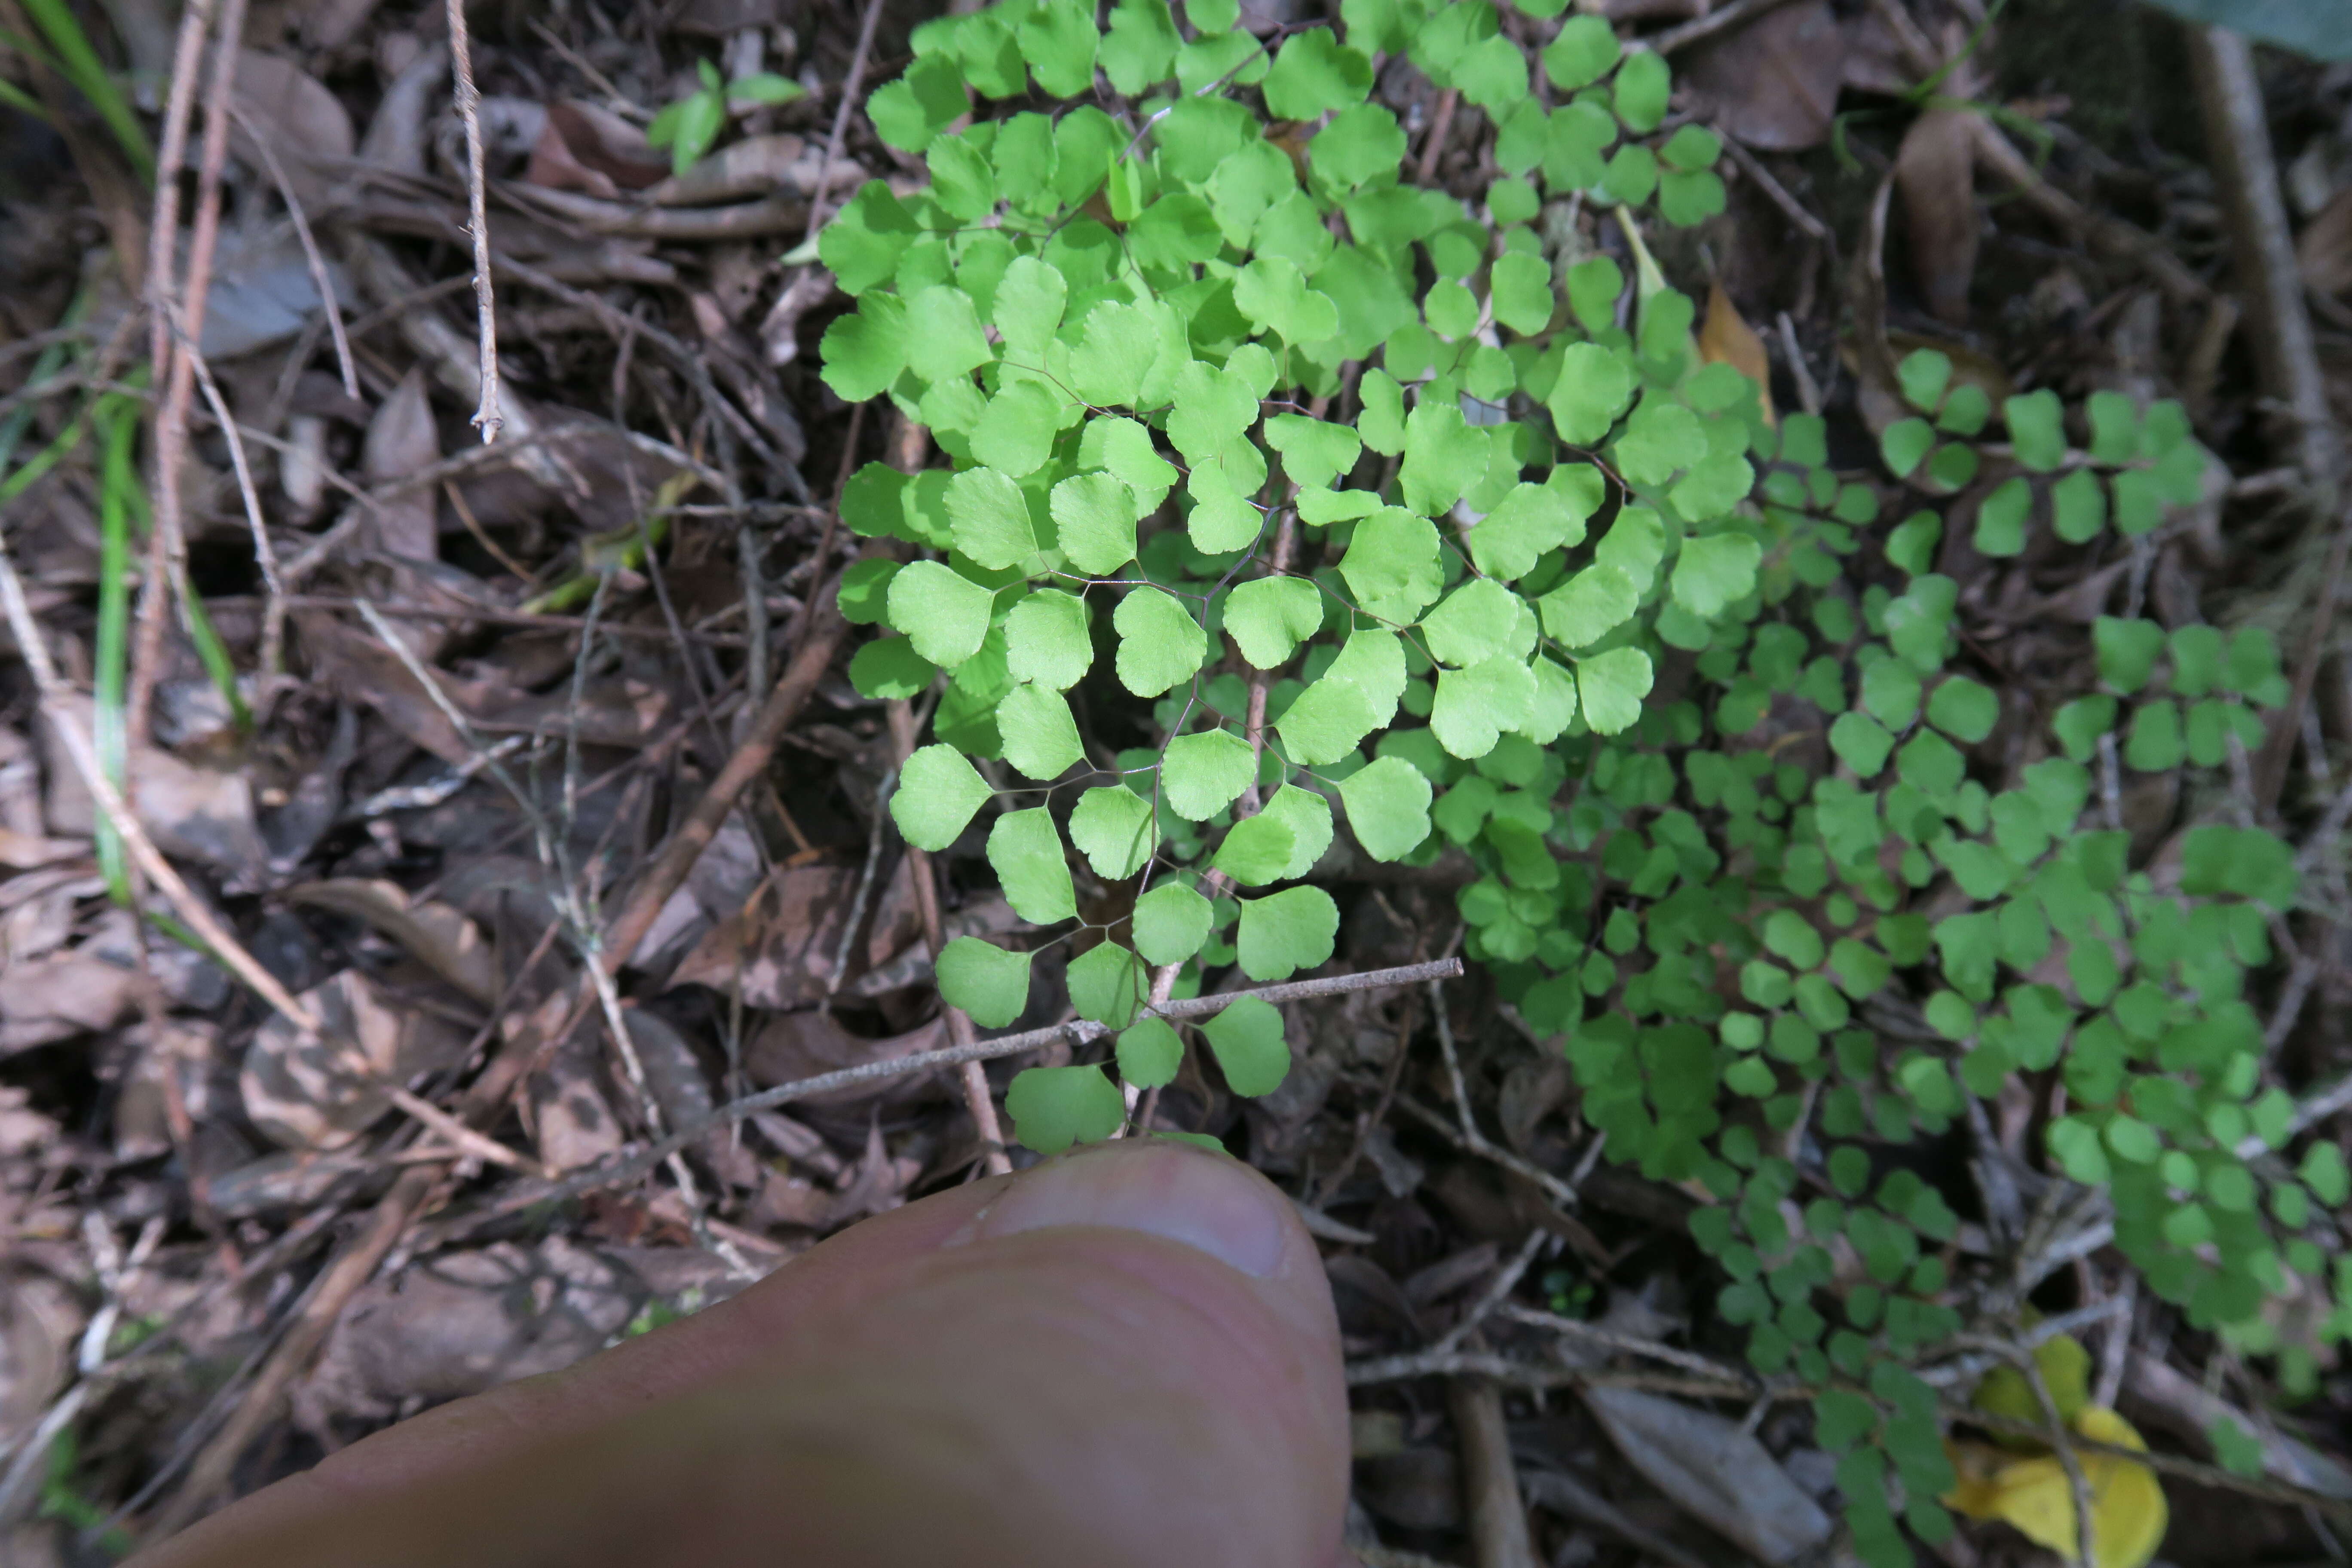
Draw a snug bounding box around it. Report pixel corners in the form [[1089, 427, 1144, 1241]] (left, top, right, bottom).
[[176, 586, 250, 729], [92, 390, 138, 901], [0, 74, 54, 126], [19, 0, 154, 180], [0, 395, 97, 507]]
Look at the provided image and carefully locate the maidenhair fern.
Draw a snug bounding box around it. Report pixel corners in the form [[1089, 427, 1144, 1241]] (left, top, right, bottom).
[[812, 0, 2351, 1559]]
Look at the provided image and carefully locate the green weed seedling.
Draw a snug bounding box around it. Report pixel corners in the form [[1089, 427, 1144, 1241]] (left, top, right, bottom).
[[647, 59, 808, 175]]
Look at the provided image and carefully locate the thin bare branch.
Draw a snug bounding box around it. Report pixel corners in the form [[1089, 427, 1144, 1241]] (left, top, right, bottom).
[[801, 0, 888, 242], [445, 0, 503, 439], [482, 959, 1468, 1212], [130, 0, 248, 755], [226, 101, 359, 398], [1649, 0, 1804, 54]]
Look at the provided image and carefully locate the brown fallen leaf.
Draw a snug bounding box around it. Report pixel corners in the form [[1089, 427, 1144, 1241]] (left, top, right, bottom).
[[842, 891, 1025, 1000], [40, 697, 268, 880], [525, 100, 670, 199], [286, 879, 502, 1008], [1890, 330, 2013, 411], [203, 1148, 385, 1219], [296, 612, 506, 764], [362, 367, 440, 563], [621, 1008, 759, 1186], [747, 1164, 836, 1231], [1897, 105, 1981, 327], [230, 50, 355, 207], [291, 1237, 651, 1435], [1495, 1052, 1572, 1155], [1581, 1386, 1834, 1565], [1681, 0, 1847, 152], [302, 0, 385, 52], [0, 725, 44, 839], [112, 1017, 212, 1162], [508, 182, 809, 241], [1698, 282, 1776, 426], [353, 194, 680, 287], [668, 861, 867, 1008], [0, 935, 145, 1054], [645, 132, 808, 205], [825, 1112, 926, 1222], [475, 677, 672, 748], [743, 1010, 947, 1103], [0, 865, 85, 965], [673, 0, 787, 32], [1355, 1447, 1462, 1532], [0, 1256, 80, 1449], [239, 968, 473, 1149], [528, 1016, 627, 1173], [0, 827, 80, 870], [1839, 0, 1915, 95], [625, 816, 767, 973], [354, 42, 445, 175]]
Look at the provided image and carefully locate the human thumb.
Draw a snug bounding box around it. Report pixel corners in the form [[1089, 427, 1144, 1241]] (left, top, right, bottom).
[[135, 1139, 1351, 1568]]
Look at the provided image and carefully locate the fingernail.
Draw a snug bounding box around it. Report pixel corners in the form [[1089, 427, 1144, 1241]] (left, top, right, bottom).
[[956, 1141, 1292, 1279]]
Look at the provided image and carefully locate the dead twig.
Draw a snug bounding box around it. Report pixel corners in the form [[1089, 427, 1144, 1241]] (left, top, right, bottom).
[[1432, 1230, 1547, 1358], [826, 765, 897, 998], [493, 251, 801, 499], [1520, 1469, 1712, 1568], [445, 0, 502, 439], [1450, 1370, 1540, 1568], [1719, 134, 1833, 246], [2122, 1354, 2352, 1507], [802, 0, 889, 241], [2093, 1275, 2136, 1412], [1498, 1303, 1750, 1383], [1349, 1329, 2352, 1519], [2018, 1338, 2099, 1568], [479, 959, 1469, 1213], [129, 0, 247, 756], [1345, 1073, 1585, 1214], [1348, 1349, 1757, 1400], [142, 0, 211, 386], [1648, 0, 1804, 54], [226, 101, 357, 398], [150, 1167, 434, 1531], [3, 543, 352, 1081], [1863, 0, 2206, 307], [3, 574, 552, 1556], [505, 184, 808, 240], [1414, 89, 1458, 186], [2185, 24, 2343, 496], [1960, 1394, 2352, 1517], [599, 551, 863, 969], [178, 334, 287, 680], [2238, 1071, 2352, 1160], [1427, 976, 1583, 1213]]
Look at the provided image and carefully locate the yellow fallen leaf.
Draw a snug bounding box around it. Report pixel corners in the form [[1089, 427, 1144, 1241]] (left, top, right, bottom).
[[1945, 1407, 2167, 1568], [1973, 1329, 2094, 1435], [1697, 282, 1775, 428]]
